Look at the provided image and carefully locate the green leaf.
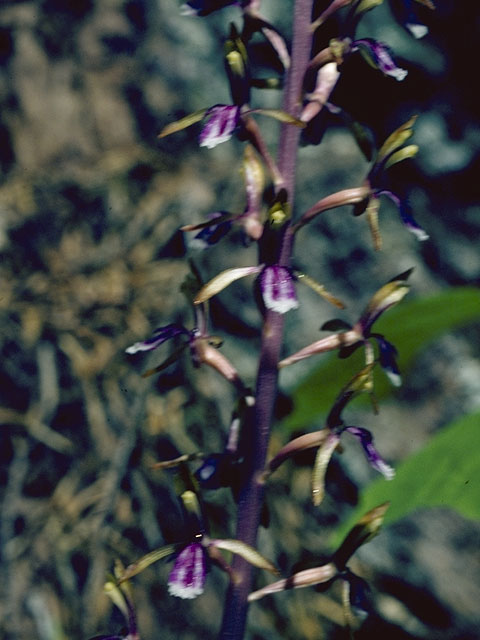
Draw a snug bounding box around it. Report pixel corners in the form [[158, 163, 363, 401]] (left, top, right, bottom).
[[282, 287, 480, 431], [330, 412, 480, 548]]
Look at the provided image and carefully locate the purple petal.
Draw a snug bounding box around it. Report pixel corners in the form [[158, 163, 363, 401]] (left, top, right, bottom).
[[345, 426, 395, 480], [354, 39, 408, 82], [378, 191, 429, 241], [199, 105, 240, 149], [343, 570, 372, 620], [189, 213, 233, 249], [260, 266, 299, 314], [195, 453, 238, 489], [372, 334, 401, 387], [168, 543, 206, 599], [125, 324, 189, 354]]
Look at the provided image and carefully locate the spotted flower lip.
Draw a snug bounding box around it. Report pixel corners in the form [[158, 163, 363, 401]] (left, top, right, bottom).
[[199, 105, 241, 149], [168, 542, 207, 599], [260, 266, 299, 314]]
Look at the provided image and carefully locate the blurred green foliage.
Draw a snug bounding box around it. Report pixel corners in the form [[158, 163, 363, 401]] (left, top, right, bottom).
[[330, 410, 480, 547]]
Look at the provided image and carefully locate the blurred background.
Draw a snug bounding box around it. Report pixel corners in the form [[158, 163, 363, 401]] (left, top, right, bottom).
[[0, 1, 479, 638]]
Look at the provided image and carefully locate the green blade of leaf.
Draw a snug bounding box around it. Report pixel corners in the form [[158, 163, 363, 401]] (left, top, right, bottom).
[[330, 411, 480, 549]]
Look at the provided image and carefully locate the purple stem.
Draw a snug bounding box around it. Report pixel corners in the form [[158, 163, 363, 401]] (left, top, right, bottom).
[[218, 1, 314, 638]]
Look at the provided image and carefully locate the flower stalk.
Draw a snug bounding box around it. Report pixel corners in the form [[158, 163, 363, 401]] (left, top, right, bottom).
[[218, 1, 315, 637]]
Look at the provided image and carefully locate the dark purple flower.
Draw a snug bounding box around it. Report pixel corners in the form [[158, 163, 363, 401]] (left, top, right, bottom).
[[345, 426, 395, 479], [371, 333, 401, 386], [195, 452, 240, 489], [167, 542, 207, 599], [199, 105, 240, 149], [260, 265, 299, 314], [377, 190, 429, 241], [189, 213, 233, 249], [360, 118, 429, 244], [181, 0, 239, 16], [341, 569, 372, 622], [353, 39, 408, 81], [125, 323, 190, 354]]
